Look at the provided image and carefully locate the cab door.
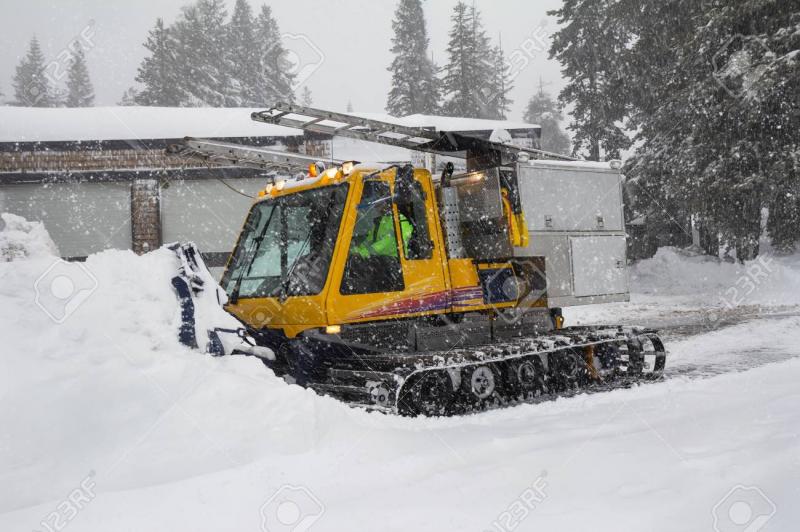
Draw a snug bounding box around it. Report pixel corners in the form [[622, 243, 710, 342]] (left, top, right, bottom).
[[392, 169, 451, 315], [326, 170, 450, 324]]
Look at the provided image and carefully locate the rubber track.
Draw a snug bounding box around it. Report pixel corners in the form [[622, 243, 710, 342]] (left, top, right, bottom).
[[389, 327, 666, 416]]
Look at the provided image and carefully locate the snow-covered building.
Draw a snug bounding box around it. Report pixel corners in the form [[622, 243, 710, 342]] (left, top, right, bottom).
[[0, 106, 541, 268], [0, 107, 305, 263]]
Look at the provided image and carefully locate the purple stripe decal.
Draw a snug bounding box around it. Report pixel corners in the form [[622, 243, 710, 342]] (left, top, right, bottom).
[[359, 286, 486, 319]]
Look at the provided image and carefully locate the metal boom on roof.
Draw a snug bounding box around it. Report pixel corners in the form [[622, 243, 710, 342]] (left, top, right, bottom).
[[167, 137, 345, 175], [251, 103, 578, 163]]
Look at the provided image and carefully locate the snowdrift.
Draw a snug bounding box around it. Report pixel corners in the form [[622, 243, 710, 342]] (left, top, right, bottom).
[[1, 215, 800, 531], [567, 246, 800, 327], [630, 246, 800, 307], [0, 216, 321, 505], [0, 213, 59, 261]]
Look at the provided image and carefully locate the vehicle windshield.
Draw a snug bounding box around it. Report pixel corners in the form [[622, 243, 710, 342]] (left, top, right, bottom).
[[222, 184, 349, 300]]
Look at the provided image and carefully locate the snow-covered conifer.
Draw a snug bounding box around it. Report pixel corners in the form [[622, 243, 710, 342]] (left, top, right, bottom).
[[12, 37, 55, 107], [65, 48, 94, 107], [386, 0, 440, 116]]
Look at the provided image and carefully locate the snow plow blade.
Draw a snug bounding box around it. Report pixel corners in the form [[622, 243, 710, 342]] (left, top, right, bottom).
[[168, 242, 274, 360]]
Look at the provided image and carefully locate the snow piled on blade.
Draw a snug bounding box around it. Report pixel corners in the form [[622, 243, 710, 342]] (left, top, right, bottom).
[[0, 212, 59, 261], [169, 242, 274, 359]]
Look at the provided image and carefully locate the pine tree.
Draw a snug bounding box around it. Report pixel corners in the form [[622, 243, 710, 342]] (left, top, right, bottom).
[[468, 4, 497, 119], [255, 5, 295, 105], [441, 2, 472, 116], [171, 0, 230, 106], [346, 100, 354, 112], [481, 43, 513, 119], [12, 37, 55, 107], [613, 0, 712, 257], [132, 1, 295, 107], [65, 48, 94, 107], [550, 0, 799, 259], [300, 86, 313, 107], [524, 84, 571, 155], [625, 0, 799, 260], [442, 2, 499, 119], [134, 18, 183, 106], [225, 0, 261, 106], [767, 184, 800, 254], [548, 0, 631, 160], [386, 0, 440, 116], [118, 88, 139, 106]]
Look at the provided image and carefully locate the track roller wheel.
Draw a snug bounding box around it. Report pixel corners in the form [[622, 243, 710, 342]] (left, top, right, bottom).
[[637, 334, 666, 378], [399, 371, 455, 417], [470, 366, 497, 399], [550, 350, 587, 392], [624, 338, 645, 377], [461, 364, 504, 409], [509, 358, 548, 399]]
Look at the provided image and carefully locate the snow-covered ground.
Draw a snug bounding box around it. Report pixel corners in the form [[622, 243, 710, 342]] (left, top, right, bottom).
[[1, 216, 799, 532]]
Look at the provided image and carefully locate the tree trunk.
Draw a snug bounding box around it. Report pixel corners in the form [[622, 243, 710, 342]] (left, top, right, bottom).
[[589, 138, 601, 162], [698, 221, 719, 257]]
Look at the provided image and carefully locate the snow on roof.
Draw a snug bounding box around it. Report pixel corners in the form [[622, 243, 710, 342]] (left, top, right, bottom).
[[0, 106, 303, 143], [404, 113, 539, 132], [350, 112, 540, 133]]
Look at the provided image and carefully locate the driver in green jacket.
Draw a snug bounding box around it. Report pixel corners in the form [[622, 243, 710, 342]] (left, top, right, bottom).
[[355, 213, 413, 259]]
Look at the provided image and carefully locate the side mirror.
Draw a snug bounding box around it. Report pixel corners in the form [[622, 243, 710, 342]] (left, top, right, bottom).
[[393, 164, 434, 259], [441, 162, 455, 187], [393, 164, 416, 206]]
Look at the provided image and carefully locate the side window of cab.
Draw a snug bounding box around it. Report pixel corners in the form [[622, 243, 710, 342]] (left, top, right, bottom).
[[340, 180, 405, 295], [396, 178, 433, 260]]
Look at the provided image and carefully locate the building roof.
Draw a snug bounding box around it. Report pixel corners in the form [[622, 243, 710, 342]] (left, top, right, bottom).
[[0, 105, 541, 145], [0, 106, 303, 143]]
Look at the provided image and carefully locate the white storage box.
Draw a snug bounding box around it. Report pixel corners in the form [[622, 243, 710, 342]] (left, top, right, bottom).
[[514, 160, 630, 307]]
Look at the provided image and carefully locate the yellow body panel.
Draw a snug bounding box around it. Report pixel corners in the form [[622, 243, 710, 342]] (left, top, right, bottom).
[[501, 189, 530, 248], [446, 259, 482, 312]]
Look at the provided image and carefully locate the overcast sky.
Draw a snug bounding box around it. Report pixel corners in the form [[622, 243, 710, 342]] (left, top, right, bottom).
[[0, 0, 566, 120]]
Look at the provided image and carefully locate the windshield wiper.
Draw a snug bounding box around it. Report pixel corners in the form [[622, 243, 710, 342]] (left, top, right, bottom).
[[230, 205, 278, 304], [277, 231, 312, 302], [277, 190, 340, 301]]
